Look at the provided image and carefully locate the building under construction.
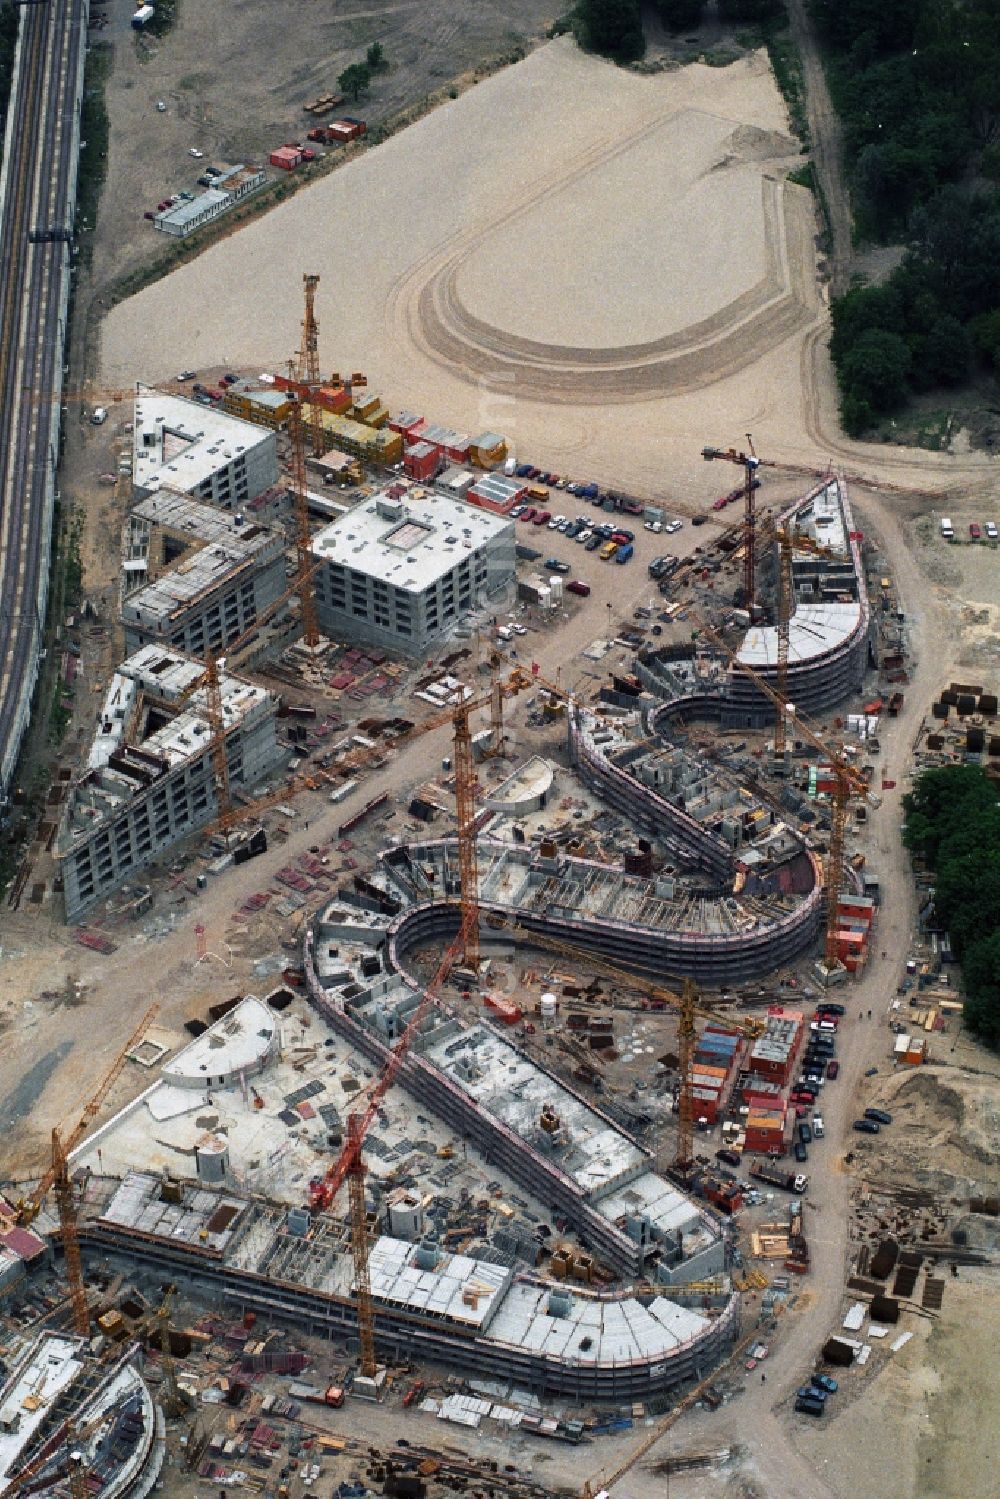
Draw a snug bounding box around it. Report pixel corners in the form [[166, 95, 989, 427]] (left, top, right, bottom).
[[640, 477, 873, 728], [121, 490, 287, 656], [55, 647, 281, 920], [67, 998, 737, 1401], [0, 1332, 164, 1499]]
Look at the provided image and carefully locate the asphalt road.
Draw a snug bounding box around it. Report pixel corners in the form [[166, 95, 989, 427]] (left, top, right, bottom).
[[0, 0, 89, 803]]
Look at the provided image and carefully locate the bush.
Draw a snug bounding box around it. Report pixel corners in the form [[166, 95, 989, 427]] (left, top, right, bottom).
[[576, 0, 646, 60], [654, 0, 707, 31]]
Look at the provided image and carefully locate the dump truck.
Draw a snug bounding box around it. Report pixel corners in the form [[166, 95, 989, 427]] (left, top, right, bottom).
[[750, 1158, 808, 1193]]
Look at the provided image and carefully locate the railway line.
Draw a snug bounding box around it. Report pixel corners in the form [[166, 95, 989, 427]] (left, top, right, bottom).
[[0, 0, 89, 808]]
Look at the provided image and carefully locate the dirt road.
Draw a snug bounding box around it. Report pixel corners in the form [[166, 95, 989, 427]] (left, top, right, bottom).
[[785, 0, 853, 296], [593, 486, 961, 1499]]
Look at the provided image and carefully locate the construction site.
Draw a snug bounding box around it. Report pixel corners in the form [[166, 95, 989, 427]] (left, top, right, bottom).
[[2, 24, 1000, 1499]]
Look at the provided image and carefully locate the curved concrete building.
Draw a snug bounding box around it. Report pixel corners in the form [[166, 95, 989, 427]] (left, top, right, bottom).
[[640, 477, 874, 731]]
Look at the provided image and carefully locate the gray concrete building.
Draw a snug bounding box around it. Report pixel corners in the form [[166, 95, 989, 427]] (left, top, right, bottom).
[[55, 647, 280, 920], [121, 490, 287, 656], [132, 386, 279, 511], [310, 485, 516, 655]]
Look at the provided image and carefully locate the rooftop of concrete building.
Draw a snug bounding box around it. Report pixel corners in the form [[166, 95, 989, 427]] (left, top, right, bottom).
[[83, 645, 271, 774], [309, 483, 513, 593], [132, 386, 272, 494], [0, 1335, 87, 1483], [124, 491, 284, 625], [594, 1170, 715, 1255], [72, 991, 559, 1228], [420, 1021, 646, 1198], [737, 478, 865, 670], [87, 1172, 716, 1368], [486, 1280, 709, 1363]]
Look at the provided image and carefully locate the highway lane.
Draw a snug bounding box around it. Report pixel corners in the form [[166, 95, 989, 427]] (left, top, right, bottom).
[[0, 0, 89, 806]]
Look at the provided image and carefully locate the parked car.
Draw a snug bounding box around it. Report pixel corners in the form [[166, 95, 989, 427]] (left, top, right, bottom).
[[544, 559, 570, 574], [585, 534, 602, 551], [547, 514, 565, 530], [826, 1059, 840, 1080], [817, 1002, 846, 1017], [795, 1396, 825, 1418], [797, 1385, 826, 1403], [812, 1115, 824, 1137], [970, 522, 982, 539], [188, 147, 204, 158], [986, 521, 998, 539], [853, 1119, 880, 1134], [519, 507, 537, 523], [864, 1107, 892, 1125], [575, 528, 593, 544], [515, 463, 532, 477], [143, 210, 156, 219], [666, 519, 683, 533], [567, 580, 591, 596], [510, 506, 525, 519], [716, 1148, 741, 1167], [176, 370, 196, 381], [532, 511, 551, 526], [799, 1122, 813, 1144], [692, 514, 708, 526], [812, 1373, 838, 1393], [794, 1141, 809, 1163], [644, 519, 663, 533]]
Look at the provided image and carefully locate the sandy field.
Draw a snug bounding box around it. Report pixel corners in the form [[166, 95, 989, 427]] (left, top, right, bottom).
[[98, 38, 999, 506]]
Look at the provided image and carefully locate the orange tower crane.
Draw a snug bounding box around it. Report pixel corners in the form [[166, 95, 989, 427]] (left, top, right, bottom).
[[15, 1005, 159, 1333], [309, 920, 474, 1374], [701, 435, 764, 608], [286, 379, 321, 650], [297, 273, 326, 458], [137, 560, 326, 836], [692, 618, 877, 971]]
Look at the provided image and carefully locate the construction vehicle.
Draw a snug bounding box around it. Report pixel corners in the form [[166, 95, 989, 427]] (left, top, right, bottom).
[[13, 1006, 159, 1336], [749, 1158, 808, 1193]]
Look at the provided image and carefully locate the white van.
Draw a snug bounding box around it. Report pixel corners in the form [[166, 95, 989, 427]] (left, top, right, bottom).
[[91, 406, 107, 425], [940, 517, 954, 539]]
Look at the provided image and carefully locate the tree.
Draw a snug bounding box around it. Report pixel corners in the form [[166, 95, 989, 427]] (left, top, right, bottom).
[[655, 0, 706, 31], [366, 41, 387, 72], [576, 0, 646, 61], [921, 313, 973, 384], [717, 0, 783, 21], [839, 327, 911, 411], [338, 63, 371, 101], [963, 930, 1000, 1046]]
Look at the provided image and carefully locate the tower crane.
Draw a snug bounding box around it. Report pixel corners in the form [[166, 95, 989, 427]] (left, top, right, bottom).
[[14, 1006, 159, 1335], [286, 383, 321, 651], [142, 559, 326, 836], [148, 1286, 185, 1417], [295, 272, 326, 458], [701, 435, 766, 609], [308, 919, 474, 1376], [691, 617, 878, 972], [489, 921, 765, 1174]]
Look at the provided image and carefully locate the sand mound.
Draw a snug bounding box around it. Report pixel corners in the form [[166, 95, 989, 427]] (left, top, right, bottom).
[[708, 123, 801, 171]]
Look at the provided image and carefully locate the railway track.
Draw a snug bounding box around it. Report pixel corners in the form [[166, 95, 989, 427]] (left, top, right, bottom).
[[0, 0, 89, 807]]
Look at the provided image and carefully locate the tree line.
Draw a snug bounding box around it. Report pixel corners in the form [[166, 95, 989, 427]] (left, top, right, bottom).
[[574, 0, 783, 63], [902, 765, 1000, 1048], [815, 0, 1000, 433]]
